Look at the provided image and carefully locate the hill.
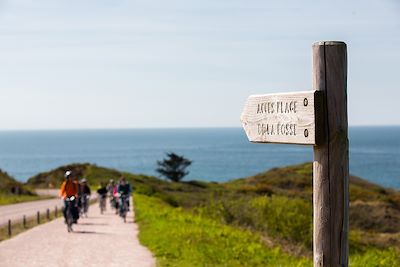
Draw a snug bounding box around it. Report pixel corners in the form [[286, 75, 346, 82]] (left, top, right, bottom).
[[25, 163, 160, 189], [130, 162, 400, 266], [0, 169, 34, 195], [0, 169, 41, 205], [26, 162, 400, 264], [227, 163, 400, 234]]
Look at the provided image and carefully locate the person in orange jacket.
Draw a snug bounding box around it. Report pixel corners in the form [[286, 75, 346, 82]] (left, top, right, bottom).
[[59, 170, 79, 223]]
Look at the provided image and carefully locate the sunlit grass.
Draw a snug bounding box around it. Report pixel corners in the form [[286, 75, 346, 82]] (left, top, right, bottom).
[[134, 194, 311, 267]]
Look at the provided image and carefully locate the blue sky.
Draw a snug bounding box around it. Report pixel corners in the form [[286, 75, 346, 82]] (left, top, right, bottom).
[[0, 0, 399, 129]]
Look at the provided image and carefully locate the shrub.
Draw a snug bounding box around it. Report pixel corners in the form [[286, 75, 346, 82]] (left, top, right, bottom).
[[252, 195, 312, 246], [156, 153, 192, 182]]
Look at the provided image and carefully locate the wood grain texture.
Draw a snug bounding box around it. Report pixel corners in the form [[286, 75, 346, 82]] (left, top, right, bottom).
[[241, 91, 321, 145], [312, 41, 349, 267]]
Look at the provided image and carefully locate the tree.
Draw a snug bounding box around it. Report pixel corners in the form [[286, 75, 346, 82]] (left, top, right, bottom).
[[156, 153, 192, 182]]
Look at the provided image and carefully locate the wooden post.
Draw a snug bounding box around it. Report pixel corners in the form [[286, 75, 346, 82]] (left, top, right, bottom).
[[312, 41, 349, 267], [37, 211, 40, 224], [55, 206, 58, 217], [23, 215, 26, 228], [8, 220, 11, 237], [46, 208, 50, 220]]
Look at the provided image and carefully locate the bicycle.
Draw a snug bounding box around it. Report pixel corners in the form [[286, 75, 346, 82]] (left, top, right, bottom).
[[119, 194, 129, 223], [80, 194, 90, 217], [65, 196, 76, 232], [110, 194, 118, 212], [99, 194, 106, 214]]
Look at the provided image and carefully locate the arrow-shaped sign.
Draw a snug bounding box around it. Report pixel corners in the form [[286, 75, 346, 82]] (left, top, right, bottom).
[[240, 90, 323, 145]]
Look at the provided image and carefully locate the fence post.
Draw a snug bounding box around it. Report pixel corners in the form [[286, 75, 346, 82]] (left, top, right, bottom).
[[312, 41, 349, 266], [8, 220, 11, 237], [37, 211, 40, 224], [55, 206, 58, 217], [46, 209, 50, 220], [23, 215, 26, 228]]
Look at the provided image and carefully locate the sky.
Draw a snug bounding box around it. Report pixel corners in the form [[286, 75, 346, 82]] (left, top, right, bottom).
[[0, 0, 399, 130]]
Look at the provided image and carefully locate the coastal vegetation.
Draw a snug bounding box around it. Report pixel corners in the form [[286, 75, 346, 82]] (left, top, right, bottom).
[[0, 170, 44, 205], [18, 162, 400, 265], [156, 153, 192, 182], [134, 194, 311, 266]]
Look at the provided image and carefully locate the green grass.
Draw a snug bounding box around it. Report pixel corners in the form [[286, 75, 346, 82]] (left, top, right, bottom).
[[250, 195, 312, 246], [0, 193, 51, 206], [134, 193, 400, 267], [349, 248, 400, 267], [191, 194, 313, 249], [134, 194, 311, 267]]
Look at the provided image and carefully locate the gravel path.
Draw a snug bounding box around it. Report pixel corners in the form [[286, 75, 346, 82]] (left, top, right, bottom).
[[0, 199, 156, 267], [0, 198, 63, 226], [35, 189, 60, 197]]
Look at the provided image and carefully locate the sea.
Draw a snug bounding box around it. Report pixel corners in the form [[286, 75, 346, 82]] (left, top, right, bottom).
[[0, 127, 399, 190]]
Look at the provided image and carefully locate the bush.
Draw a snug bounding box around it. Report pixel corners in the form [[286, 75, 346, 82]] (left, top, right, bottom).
[[134, 184, 157, 196], [193, 194, 312, 247], [252, 195, 312, 246]]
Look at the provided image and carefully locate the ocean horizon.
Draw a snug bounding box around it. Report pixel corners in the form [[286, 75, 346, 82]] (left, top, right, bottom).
[[0, 126, 399, 190]]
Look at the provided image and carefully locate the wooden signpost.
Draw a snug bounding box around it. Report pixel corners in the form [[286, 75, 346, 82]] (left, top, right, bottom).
[[241, 41, 349, 267], [241, 90, 323, 145]]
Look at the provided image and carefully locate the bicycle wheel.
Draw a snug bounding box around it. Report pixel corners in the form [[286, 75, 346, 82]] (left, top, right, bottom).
[[66, 206, 74, 232], [122, 202, 127, 222]]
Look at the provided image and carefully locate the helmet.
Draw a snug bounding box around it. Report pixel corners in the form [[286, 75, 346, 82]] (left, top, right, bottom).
[[64, 170, 72, 179], [81, 178, 87, 183]]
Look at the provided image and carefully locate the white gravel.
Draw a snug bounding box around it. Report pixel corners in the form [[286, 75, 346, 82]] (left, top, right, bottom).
[[0, 198, 63, 226], [35, 189, 60, 197], [0, 199, 156, 267]]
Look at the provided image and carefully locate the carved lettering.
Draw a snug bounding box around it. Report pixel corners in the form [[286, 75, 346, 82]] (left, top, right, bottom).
[[241, 91, 316, 145], [256, 101, 297, 114], [258, 123, 296, 136]]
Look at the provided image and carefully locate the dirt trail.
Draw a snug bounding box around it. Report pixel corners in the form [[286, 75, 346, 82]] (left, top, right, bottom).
[[0, 198, 63, 226], [0, 190, 61, 226], [0, 199, 156, 267], [35, 189, 60, 197]]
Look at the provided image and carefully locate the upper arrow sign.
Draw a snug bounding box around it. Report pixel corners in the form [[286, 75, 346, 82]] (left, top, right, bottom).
[[240, 90, 323, 145]]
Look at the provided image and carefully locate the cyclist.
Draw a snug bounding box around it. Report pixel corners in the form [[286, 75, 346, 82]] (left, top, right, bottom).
[[107, 179, 117, 211], [97, 183, 108, 213], [112, 180, 120, 213], [79, 178, 91, 217], [117, 176, 132, 211], [106, 179, 114, 195], [59, 170, 79, 223]]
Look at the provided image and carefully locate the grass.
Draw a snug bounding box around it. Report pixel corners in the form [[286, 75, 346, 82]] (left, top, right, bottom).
[[134, 194, 311, 267], [135, 193, 400, 266], [0, 193, 52, 206], [349, 248, 400, 267]]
